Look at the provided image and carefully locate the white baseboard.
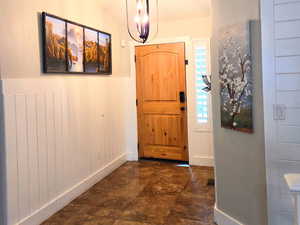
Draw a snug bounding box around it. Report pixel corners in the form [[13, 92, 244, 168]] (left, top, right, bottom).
[[126, 152, 138, 161], [214, 205, 244, 225], [189, 156, 214, 167], [17, 153, 127, 225]]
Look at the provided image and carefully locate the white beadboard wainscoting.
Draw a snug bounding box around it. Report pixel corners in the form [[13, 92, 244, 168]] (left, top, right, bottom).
[[0, 77, 131, 225], [262, 0, 300, 224]]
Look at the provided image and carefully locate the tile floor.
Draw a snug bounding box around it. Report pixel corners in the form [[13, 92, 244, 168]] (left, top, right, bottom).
[[41, 160, 215, 225]]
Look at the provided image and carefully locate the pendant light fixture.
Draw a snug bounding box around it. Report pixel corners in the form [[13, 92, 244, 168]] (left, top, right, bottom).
[[202, 75, 212, 92], [125, 0, 158, 43]]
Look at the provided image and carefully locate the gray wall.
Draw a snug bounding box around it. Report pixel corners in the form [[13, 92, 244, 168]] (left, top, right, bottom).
[[0, 86, 6, 225], [211, 0, 268, 224]]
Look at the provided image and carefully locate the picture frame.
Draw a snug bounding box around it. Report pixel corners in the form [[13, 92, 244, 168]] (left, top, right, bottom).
[[218, 22, 253, 133], [42, 12, 112, 75]]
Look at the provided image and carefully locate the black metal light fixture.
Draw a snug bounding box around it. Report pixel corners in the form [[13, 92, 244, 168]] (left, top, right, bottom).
[[125, 0, 158, 43], [202, 75, 212, 92]]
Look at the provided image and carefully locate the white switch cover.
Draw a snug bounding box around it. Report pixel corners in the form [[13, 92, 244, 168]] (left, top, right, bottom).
[[273, 104, 286, 121]]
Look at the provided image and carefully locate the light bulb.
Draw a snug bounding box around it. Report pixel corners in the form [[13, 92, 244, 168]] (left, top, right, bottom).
[[137, 1, 143, 10], [134, 15, 141, 24], [142, 15, 149, 24]]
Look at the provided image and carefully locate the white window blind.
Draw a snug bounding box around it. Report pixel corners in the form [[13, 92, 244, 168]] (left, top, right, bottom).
[[194, 41, 210, 125]]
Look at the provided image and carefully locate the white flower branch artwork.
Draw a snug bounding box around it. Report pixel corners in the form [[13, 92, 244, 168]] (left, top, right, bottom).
[[219, 23, 253, 133]]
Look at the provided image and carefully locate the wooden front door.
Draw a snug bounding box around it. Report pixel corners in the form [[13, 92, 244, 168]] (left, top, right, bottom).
[[135, 43, 188, 161]]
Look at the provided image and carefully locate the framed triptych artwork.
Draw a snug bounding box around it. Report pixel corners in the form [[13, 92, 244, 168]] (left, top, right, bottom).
[[42, 12, 112, 75]]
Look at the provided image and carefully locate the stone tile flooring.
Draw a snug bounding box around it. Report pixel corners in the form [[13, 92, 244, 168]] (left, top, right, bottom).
[[41, 160, 215, 225]]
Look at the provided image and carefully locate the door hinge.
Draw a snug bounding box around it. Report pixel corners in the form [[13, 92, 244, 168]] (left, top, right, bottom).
[[137, 143, 140, 150], [185, 59, 189, 65], [135, 55, 137, 63], [136, 99, 138, 106]]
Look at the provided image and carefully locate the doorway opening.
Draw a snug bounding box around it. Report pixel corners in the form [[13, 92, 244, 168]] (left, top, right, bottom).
[[135, 42, 189, 162]]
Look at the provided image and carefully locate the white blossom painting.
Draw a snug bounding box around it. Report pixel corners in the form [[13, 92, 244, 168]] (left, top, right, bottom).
[[219, 22, 253, 133]]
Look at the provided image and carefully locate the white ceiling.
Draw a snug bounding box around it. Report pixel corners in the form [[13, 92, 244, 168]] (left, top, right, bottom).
[[156, 0, 211, 20], [100, 0, 211, 22]]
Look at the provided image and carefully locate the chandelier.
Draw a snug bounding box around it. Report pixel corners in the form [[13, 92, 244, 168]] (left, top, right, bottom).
[[125, 0, 158, 43]]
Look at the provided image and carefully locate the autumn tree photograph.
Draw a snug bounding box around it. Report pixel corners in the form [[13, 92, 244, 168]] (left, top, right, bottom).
[[44, 15, 67, 72], [84, 28, 99, 72], [98, 32, 111, 74]]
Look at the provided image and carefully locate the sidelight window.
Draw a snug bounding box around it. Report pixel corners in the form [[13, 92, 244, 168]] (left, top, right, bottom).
[[194, 40, 210, 125]]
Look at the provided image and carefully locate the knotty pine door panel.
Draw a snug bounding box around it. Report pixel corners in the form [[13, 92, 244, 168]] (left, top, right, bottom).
[[136, 43, 188, 161]]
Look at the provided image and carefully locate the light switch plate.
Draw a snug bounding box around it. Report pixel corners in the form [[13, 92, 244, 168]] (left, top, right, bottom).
[[273, 104, 286, 121]]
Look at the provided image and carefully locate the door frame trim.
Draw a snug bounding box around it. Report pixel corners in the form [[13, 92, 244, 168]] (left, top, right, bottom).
[[127, 36, 193, 161]]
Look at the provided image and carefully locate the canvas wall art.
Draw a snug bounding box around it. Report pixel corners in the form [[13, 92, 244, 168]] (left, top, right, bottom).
[[218, 22, 253, 133], [44, 15, 67, 72], [42, 12, 112, 75], [98, 32, 112, 74], [67, 23, 84, 72], [84, 28, 99, 73]]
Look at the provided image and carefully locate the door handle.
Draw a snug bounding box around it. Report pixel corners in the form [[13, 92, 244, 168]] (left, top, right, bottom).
[[180, 107, 186, 111], [179, 91, 186, 103]]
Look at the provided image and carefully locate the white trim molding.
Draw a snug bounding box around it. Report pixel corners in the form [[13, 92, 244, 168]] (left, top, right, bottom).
[[126, 152, 139, 161], [190, 156, 214, 167], [214, 205, 244, 225]]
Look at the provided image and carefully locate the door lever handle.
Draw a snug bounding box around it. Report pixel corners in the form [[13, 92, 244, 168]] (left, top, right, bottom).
[[180, 107, 186, 111], [179, 92, 186, 103]]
